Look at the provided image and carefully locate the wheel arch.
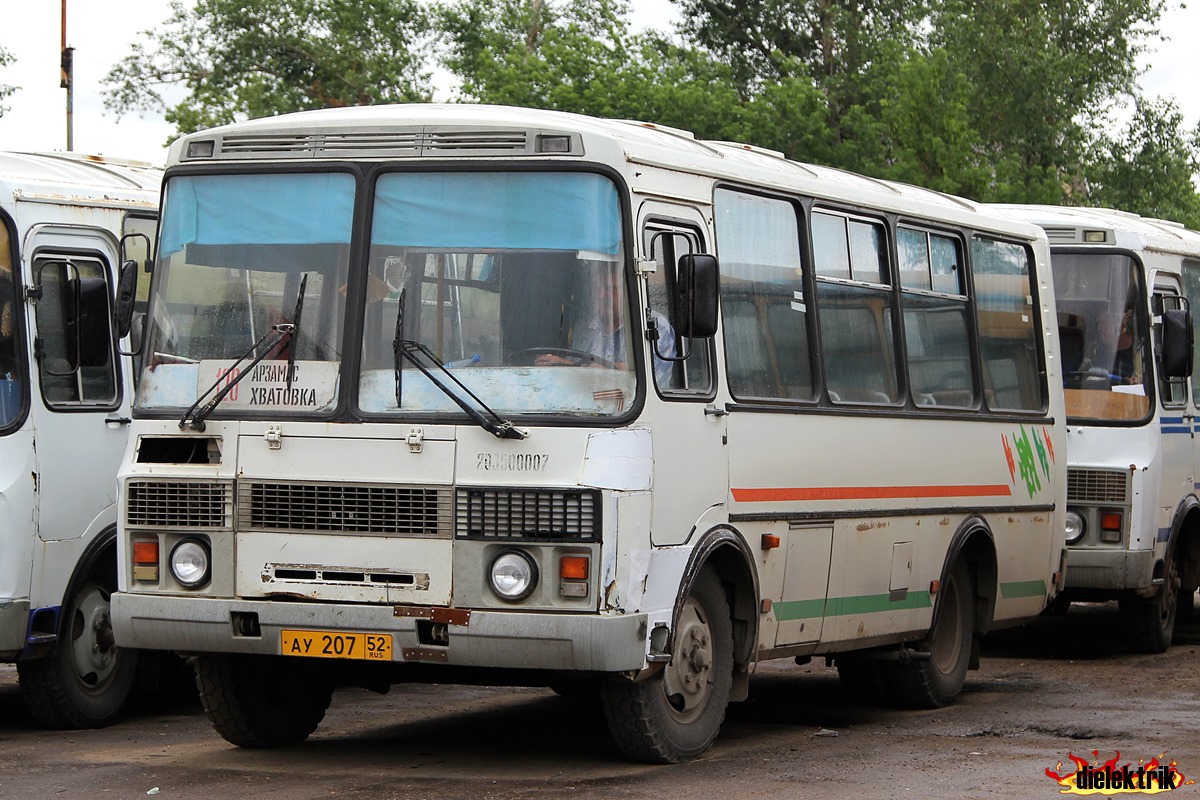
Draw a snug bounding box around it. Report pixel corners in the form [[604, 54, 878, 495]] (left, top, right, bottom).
[[1169, 496, 1200, 592], [939, 516, 998, 640], [26, 524, 119, 650], [672, 525, 759, 698]]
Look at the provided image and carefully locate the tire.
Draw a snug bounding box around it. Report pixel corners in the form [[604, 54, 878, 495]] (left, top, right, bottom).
[[193, 654, 334, 747], [882, 560, 974, 709], [1120, 552, 1181, 654], [17, 578, 138, 729], [600, 568, 733, 763]]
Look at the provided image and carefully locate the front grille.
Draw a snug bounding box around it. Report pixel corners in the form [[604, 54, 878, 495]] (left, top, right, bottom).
[[456, 488, 599, 542], [126, 480, 232, 528], [239, 482, 451, 535], [1067, 468, 1129, 504]]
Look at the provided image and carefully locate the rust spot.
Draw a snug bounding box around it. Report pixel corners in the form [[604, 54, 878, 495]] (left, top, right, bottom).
[[939, 517, 951, 526], [856, 520, 889, 532], [1008, 517, 1017, 524], [857, 622, 866, 637]]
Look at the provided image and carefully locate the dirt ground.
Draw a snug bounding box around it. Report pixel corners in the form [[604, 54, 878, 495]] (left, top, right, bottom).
[[2, 602, 1199, 800]]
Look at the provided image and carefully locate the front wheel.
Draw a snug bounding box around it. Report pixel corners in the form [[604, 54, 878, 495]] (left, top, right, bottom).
[[193, 654, 334, 747], [600, 569, 733, 763], [882, 560, 974, 709], [1120, 552, 1181, 654], [17, 578, 138, 729]]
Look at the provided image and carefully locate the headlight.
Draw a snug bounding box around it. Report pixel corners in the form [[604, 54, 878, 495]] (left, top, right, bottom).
[[170, 538, 211, 588], [1064, 510, 1086, 545], [489, 549, 538, 602]]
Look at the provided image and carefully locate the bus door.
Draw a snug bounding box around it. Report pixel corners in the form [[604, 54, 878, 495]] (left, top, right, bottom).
[[639, 207, 726, 548], [25, 226, 127, 546], [1152, 275, 1193, 549]]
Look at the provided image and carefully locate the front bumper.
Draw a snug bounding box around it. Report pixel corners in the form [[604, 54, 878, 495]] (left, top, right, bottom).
[[112, 592, 647, 673], [1062, 547, 1156, 591]]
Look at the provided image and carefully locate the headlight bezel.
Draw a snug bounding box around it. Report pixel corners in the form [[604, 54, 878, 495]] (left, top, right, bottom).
[[488, 549, 539, 602], [169, 537, 212, 588]]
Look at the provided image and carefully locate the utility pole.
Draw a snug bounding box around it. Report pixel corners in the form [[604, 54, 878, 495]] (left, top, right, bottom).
[[61, 0, 74, 151]]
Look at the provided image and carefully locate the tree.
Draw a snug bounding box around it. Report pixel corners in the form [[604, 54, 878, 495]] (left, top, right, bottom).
[[1086, 97, 1200, 228], [436, 0, 750, 141], [0, 46, 16, 118], [933, 0, 1167, 203], [102, 0, 433, 136]]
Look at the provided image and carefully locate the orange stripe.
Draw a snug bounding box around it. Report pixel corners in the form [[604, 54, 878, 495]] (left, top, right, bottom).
[[732, 484, 1013, 502]]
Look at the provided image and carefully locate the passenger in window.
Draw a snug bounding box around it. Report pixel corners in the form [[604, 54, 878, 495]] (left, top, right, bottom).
[[535, 261, 676, 382]]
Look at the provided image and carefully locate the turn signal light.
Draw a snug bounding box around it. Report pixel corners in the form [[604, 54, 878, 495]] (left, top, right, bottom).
[[133, 539, 159, 582], [560, 556, 589, 580]]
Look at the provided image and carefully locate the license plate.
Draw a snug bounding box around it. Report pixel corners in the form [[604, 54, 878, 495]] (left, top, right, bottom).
[[280, 629, 393, 661]]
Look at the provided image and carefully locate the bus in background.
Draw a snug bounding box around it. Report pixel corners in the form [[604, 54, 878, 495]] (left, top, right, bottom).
[[997, 205, 1199, 653], [0, 151, 160, 727], [112, 105, 1065, 763]]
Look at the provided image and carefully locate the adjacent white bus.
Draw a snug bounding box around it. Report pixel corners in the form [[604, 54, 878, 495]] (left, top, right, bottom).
[[0, 151, 160, 727], [112, 105, 1065, 762], [997, 205, 1199, 652]]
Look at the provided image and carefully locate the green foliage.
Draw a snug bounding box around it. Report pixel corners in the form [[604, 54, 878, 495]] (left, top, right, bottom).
[[933, 0, 1167, 202], [1086, 97, 1200, 228], [0, 46, 16, 118], [102, 0, 433, 135], [436, 0, 749, 140]]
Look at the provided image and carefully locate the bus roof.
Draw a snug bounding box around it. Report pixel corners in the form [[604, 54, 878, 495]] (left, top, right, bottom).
[[0, 151, 161, 210], [165, 104, 1041, 240], [994, 203, 1200, 258]]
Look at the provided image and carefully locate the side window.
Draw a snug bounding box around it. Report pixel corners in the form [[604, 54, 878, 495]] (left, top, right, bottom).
[[971, 237, 1045, 412], [33, 255, 119, 407], [898, 227, 975, 408], [0, 215, 23, 425], [714, 189, 814, 401], [1181, 260, 1200, 407], [1153, 290, 1188, 407], [812, 210, 898, 404], [644, 226, 712, 393]]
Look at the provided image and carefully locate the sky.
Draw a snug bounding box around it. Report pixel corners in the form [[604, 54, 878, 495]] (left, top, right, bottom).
[[0, 0, 1195, 167]]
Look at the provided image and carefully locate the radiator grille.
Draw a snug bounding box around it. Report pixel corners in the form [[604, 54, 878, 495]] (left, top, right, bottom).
[[456, 488, 599, 542], [1067, 468, 1129, 504], [239, 482, 451, 535], [126, 480, 232, 528]]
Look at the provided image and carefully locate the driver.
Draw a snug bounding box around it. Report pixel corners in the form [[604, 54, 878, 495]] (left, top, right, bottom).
[[535, 264, 676, 383]]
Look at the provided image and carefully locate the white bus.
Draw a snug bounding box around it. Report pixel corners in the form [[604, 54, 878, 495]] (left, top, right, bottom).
[[0, 151, 160, 727], [996, 205, 1199, 652], [112, 105, 1065, 763]]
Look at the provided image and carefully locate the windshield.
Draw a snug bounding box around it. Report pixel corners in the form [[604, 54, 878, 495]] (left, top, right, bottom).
[[1052, 252, 1151, 423], [137, 172, 353, 413], [137, 169, 635, 420], [359, 171, 634, 418]]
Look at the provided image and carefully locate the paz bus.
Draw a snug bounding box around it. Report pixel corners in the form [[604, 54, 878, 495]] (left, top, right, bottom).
[[0, 151, 159, 727], [111, 104, 1065, 763], [996, 205, 1200, 652]]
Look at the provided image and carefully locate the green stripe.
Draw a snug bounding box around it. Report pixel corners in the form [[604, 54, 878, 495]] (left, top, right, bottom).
[[1000, 579, 1047, 599], [776, 591, 933, 621]]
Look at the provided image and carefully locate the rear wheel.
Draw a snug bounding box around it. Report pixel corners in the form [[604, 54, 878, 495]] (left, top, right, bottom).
[[600, 569, 733, 763], [882, 560, 974, 709], [194, 654, 334, 747], [18, 578, 138, 729]]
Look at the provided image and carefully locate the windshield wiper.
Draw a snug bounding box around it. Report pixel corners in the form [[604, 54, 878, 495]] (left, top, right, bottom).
[[179, 274, 308, 432], [391, 291, 527, 440]]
